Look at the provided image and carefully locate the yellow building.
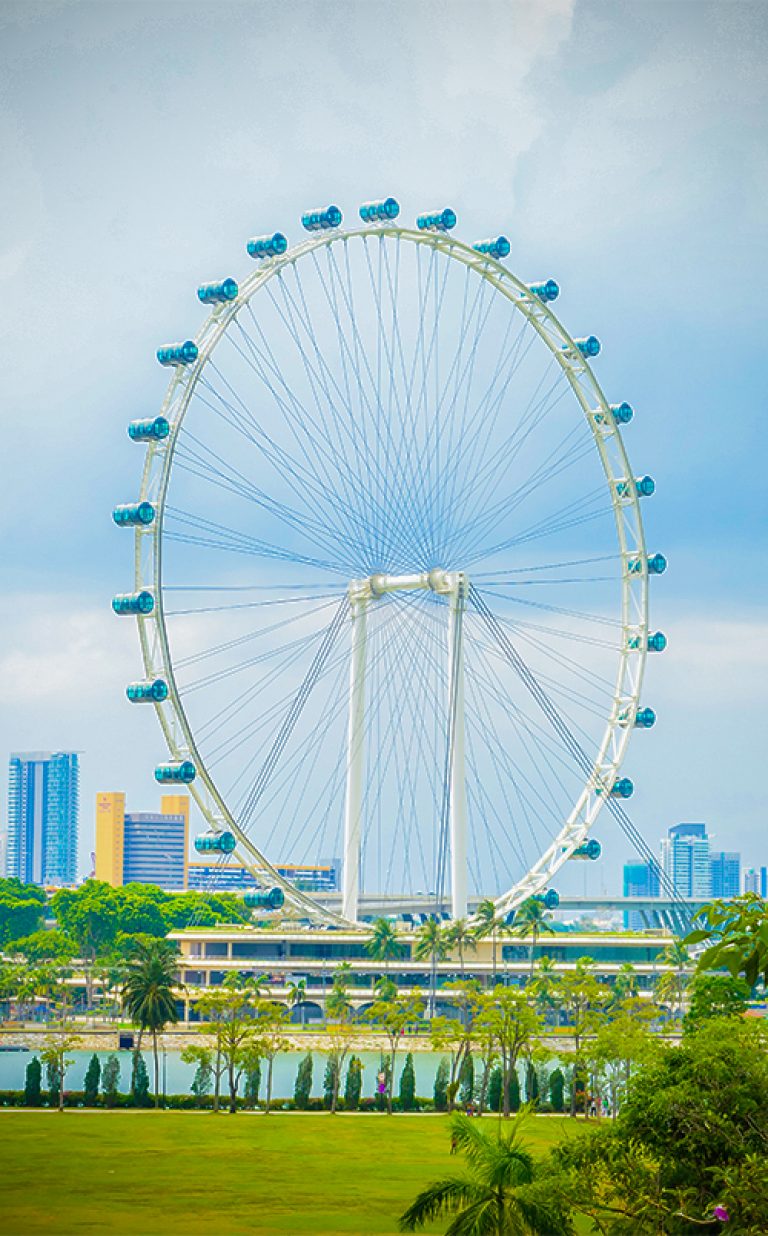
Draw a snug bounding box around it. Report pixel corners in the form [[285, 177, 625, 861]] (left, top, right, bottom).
[[94, 792, 189, 889]]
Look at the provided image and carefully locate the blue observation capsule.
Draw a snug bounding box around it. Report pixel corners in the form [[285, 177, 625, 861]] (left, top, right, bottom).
[[112, 590, 154, 616], [628, 553, 667, 575], [244, 887, 285, 911], [527, 279, 560, 302], [571, 839, 602, 861], [416, 208, 457, 232], [156, 340, 198, 367], [301, 205, 343, 232], [611, 402, 634, 425], [112, 501, 156, 527], [611, 777, 634, 798], [194, 830, 236, 854], [154, 760, 196, 784], [359, 198, 400, 223], [197, 278, 238, 305], [472, 236, 511, 260], [128, 416, 170, 442], [535, 888, 560, 910], [573, 336, 601, 358], [246, 232, 288, 259], [648, 631, 668, 652], [635, 707, 656, 728], [126, 679, 168, 703], [616, 476, 655, 499]]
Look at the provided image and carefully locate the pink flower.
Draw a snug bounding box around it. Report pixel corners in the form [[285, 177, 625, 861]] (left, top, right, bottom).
[[713, 1205, 730, 1222]]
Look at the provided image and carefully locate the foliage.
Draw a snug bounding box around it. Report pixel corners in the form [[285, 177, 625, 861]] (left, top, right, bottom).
[[510, 898, 556, 981], [131, 1050, 151, 1107], [365, 918, 406, 968], [9, 929, 76, 963], [686, 893, 768, 988], [40, 1028, 80, 1112], [102, 1054, 120, 1107], [0, 879, 46, 946], [487, 1065, 502, 1114], [683, 972, 751, 1027], [524, 1059, 538, 1106], [553, 1017, 768, 1232], [344, 1055, 363, 1110], [83, 1053, 101, 1105], [294, 1051, 313, 1110], [24, 1057, 42, 1106], [323, 1056, 338, 1110], [399, 1052, 416, 1112], [399, 1111, 574, 1234], [243, 1052, 261, 1108], [487, 1065, 520, 1115], [365, 984, 424, 1114], [458, 1052, 474, 1106], [46, 1057, 61, 1108], [444, 918, 478, 976], [183, 1045, 213, 1105], [434, 1057, 449, 1112], [548, 1068, 564, 1113], [475, 985, 543, 1118]]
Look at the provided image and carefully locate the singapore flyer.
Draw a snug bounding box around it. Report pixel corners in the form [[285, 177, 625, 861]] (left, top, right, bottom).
[[113, 197, 665, 926]]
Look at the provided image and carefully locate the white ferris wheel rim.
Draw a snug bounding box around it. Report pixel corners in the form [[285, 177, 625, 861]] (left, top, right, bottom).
[[130, 222, 650, 927]]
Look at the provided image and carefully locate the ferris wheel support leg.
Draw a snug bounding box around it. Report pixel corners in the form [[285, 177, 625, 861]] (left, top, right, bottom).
[[342, 593, 368, 922], [448, 576, 468, 920]]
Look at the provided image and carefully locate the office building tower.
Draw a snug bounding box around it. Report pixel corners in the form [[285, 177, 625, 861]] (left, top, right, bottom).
[[710, 851, 741, 899], [761, 867, 767, 899], [622, 859, 660, 929], [661, 822, 711, 899], [94, 792, 188, 890], [6, 752, 79, 885], [187, 857, 341, 894], [744, 868, 760, 895]]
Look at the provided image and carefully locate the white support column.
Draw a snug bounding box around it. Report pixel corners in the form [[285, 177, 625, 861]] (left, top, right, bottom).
[[342, 587, 369, 922], [448, 574, 468, 919]]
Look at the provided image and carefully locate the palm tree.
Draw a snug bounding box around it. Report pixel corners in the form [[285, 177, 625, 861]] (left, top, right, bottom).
[[399, 1111, 573, 1234], [414, 918, 450, 1017], [445, 918, 477, 979], [510, 899, 556, 984], [473, 900, 504, 984], [121, 939, 181, 1108], [528, 956, 561, 1026], [658, 939, 691, 1022], [365, 918, 404, 974], [286, 978, 307, 1026]]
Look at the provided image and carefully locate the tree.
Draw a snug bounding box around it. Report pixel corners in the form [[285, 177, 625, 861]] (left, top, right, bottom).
[[24, 1056, 42, 1106], [251, 999, 290, 1114], [475, 986, 543, 1119], [434, 1057, 449, 1112], [11, 929, 76, 964], [524, 1059, 538, 1107], [366, 985, 424, 1114], [557, 959, 608, 1117], [121, 938, 181, 1108], [554, 1017, 768, 1232], [196, 978, 266, 1114], [83, 1053, 101, 1106], [131, 1050, 150, 1106], [242, 1049, 261, 1109], [102, 1054, 120, 1108], [445, 918, 477, 980], [40, 1029, 80, 1112], [294, 1052, 313, 1110], [0, 882, 46, 947], [527, 956, 561, 1025], [399, 1111, 574, 1234], [325, 971, 353, 1024], [186, 1045, 214, 1107], [683, 972, 751, 1028], [323, 1056, 338, 1110], [324, 1021, 356, 1113], [473, 899, 504, 984], [487, 1065, 502, 1114], [429, 980, 481, 1111], [399, 1052, 416, 1111], [654, 939, 691, 1022], [344, 1056, 363, 1111], [686, 892, 768, 989], [509, 898, 555, 983], [414, 918, 450, 1017], [365, 918, 405, 973], [458, 1052, 474, 1106], [287, 978, 307, 1026], [585, 1011, 656, 1119]]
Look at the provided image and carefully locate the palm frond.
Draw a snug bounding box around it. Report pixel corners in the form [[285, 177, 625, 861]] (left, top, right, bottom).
[[399, 1178, 488, 1231]]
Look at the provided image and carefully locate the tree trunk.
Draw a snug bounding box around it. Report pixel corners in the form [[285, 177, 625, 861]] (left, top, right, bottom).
[[153, 1031, 160, 1109], [58, 1060, 64, 1112], [492, 930, 497, 984], [265, 1056, 273, 1114], [502, 1055, 511, 1120], [213, 1046, 221, 1112], [229, 1060, 237, 1114], [387, 1045, 397, 1116]]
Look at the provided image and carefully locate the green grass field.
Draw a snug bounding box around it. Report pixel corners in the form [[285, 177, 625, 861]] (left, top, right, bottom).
[[0, 1111, 583, 1235]]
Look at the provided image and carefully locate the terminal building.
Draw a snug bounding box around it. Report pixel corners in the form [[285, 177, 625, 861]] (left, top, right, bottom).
[[95, 792, 189, 889], [186, 859, 341, 895]]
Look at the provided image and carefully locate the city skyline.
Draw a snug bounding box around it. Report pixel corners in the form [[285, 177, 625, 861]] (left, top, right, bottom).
[[0, 1, 766, 891]]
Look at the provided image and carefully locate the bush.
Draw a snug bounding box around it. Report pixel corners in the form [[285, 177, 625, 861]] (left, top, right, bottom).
[[293, 1052, 313, 1111], [24, 1057, 42, 1107]]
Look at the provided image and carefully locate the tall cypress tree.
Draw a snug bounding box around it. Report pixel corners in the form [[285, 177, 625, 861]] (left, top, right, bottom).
[[434, 1057, 449, 1111], [344, 1056, 362, 1110], [294, 1052, 313, 1110], [24, 1057, 42, 1107], [84, 1054, 101, 1106], [399, 1052, 416, 1111], [131, 1051, 150, 1108]]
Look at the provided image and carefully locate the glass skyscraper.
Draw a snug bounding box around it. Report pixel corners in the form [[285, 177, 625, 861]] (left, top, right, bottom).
[[660, 822, 711, 899], [710, 850, 741, 898], [6, 752, 79, 886]]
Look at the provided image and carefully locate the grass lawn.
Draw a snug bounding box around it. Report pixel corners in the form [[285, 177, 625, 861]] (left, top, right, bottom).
[[0, 1111, 585, 1235]]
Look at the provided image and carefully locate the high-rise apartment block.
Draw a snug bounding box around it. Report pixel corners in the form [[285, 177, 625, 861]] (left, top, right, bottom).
[[622, 859, 661, 929], [744, 868, 761, 895], [95, 792, 189, 890], [6, 752, 79, 885], [710, 851, 741, 899]]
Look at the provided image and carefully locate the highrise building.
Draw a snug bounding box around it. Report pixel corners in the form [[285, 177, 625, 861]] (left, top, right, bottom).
[[94, 792, 189, 890], [710, 851, 741, 899], [761, 867, 768, 899], [6, 752, 79, 886], [660, 823, 711, 899], [744, 868, 760, 895], [622, 859, 660, 929]]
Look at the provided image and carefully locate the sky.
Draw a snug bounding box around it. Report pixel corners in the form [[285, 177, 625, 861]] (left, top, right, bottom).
[[0, 0, 766, 891]]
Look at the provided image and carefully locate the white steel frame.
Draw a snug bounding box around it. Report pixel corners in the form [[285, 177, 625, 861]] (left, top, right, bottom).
[[129, 223, 649, 926]]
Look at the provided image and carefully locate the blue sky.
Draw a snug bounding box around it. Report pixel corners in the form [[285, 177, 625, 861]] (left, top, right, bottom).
[[0, 0, 766, 887]]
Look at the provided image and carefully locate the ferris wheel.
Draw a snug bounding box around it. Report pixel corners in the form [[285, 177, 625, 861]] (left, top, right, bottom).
[[113, 197, 666, 927]]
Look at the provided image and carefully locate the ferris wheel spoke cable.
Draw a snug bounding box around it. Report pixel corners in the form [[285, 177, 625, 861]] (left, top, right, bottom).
[[469, 586, 688, 918], [471, 485, 609, 561]]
